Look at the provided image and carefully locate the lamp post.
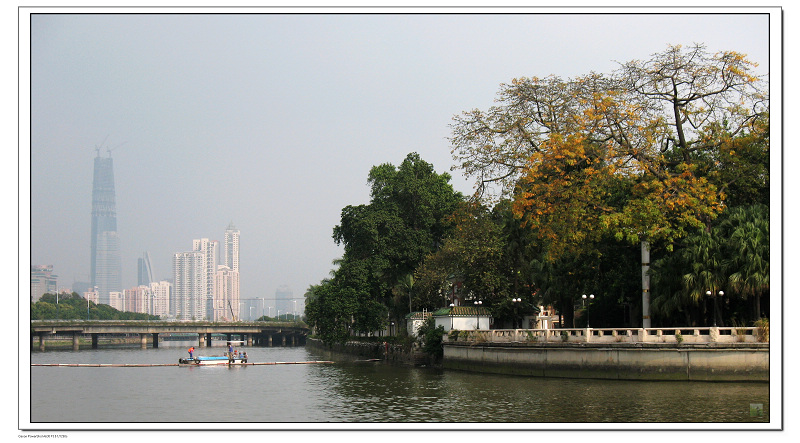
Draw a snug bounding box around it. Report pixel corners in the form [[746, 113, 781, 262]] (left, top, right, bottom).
[[706, 290, 725, 327], [473, 300, 482, 329], [511, 298, 521, 329], [449, 303, 455, 330], [581, 294, 595, 328]]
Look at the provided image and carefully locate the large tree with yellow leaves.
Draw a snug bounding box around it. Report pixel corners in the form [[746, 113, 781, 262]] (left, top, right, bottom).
[[450, 44, 768, 327]]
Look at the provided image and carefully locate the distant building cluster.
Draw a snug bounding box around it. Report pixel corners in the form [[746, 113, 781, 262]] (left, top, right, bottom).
[[172, 225, 241, 321], [30, 153, 244, 321], [30, 265, 58, 302]]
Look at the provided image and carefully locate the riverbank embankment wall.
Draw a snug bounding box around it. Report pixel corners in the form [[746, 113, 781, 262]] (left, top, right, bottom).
[[443, 342, 769, 382], [306, 338, 427, 365]]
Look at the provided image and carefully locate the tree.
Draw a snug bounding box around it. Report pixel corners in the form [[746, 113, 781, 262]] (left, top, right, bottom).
[[450, 44, 767, 327], [309, 153, 463, 344], [650, 203, 769, 326], [304, 280, 359, 344], [31, 292, 159, 321], [720, 204, 769, 320], [416, 316, 445, 360], [414, 202, 508, 311]]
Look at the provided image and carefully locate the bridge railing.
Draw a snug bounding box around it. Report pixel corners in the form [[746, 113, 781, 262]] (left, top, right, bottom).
[[31, 320, 306, 327], [444, 327, 767, 344]]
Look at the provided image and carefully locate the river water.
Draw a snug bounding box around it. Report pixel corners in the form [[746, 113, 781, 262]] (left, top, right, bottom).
[[26, 340, 771, 428]]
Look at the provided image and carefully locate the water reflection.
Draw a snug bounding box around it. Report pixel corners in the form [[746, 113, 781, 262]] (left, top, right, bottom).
[[29, 344, 769, 424]]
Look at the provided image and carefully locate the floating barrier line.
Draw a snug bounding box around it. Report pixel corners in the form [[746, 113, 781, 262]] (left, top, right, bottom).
[[31, 361, 335, 368]]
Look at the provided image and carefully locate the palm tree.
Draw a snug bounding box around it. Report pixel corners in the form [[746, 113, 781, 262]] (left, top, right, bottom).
[[396, 273, 415, 314], [651, 250, 697, 326], [680, 227, 727, 326], [721, 205, 769, 320]]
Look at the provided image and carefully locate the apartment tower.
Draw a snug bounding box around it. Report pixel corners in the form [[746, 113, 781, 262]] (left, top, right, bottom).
[[173, 251, 205, 320]]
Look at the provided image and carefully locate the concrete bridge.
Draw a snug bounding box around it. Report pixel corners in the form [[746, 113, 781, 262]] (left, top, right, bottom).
[[30, 320, 310, 351]]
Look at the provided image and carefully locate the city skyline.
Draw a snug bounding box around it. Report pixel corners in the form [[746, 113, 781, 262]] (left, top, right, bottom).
[[27, 11, 773, 316]]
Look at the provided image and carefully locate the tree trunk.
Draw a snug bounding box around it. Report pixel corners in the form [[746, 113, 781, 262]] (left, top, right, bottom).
[[754, 293, 761, 320], [641, 240, 651, 328]]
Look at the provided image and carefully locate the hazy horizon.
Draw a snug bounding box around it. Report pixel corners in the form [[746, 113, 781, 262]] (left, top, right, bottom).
[[26, 10, 772, 313]]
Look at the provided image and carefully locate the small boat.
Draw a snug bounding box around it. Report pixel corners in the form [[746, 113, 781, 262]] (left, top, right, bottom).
[[179, 341, 248, 365], [178, 353, 249, 365]]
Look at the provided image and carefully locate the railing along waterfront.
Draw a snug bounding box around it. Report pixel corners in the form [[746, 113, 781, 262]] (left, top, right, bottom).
[[445, 326, 768, 345]]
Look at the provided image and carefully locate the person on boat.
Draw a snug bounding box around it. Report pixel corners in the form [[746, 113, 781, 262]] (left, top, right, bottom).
[[188, 346, 195, 359], [242, 352, 248, 363], [228, 343, 234, 356]]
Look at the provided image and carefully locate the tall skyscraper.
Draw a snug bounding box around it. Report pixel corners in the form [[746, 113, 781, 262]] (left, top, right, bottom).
[[224, 222, 239, 272], [192, 238, 218, 319], [137, 252, 154, 286], [221, 223, 241, 321], [90, 153, 121, 304]]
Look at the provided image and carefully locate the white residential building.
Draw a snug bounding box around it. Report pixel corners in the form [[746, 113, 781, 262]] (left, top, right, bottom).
[[108, 291, 124, 311], [214, 265, 240, 321], [149, 280, 171, 318], [123, 286, 150, 314], [224, 223, 239, 272], [173, 251, 206, 320], [84, 287, 99, 305], [192, 238, 218, 320]]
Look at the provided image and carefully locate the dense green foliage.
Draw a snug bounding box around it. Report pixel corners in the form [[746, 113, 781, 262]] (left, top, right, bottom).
[[305, 153, 463, 344], [416, 317, 445, 359], [306, 45, 769, 344], [31, 292, 160, 320]]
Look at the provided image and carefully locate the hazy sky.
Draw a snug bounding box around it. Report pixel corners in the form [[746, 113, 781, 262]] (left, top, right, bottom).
[[25, 9, 772, 313]]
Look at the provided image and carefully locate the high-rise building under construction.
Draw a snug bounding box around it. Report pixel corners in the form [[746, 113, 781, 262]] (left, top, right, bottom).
[[90, 153, 121, 304]]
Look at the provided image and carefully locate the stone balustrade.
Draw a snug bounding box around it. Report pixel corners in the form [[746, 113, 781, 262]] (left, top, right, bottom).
[[445, 326, 767, 345]]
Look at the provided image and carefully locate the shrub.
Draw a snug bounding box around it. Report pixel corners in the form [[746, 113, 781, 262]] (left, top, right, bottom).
[[417, 317, 445, 359], [754, 318, 769, 342]]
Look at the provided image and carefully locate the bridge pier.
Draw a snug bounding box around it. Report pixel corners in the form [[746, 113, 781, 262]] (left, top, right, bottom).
[[72, 332, 80, 351], [140, 333, 148, 349], [282, 335, 286, 347], [152, 333, 159, 348], [38, 334, 46, 351], [92, 334, 99, 349], [247, 334, 253, 346], [267, 334, 273, 347]]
